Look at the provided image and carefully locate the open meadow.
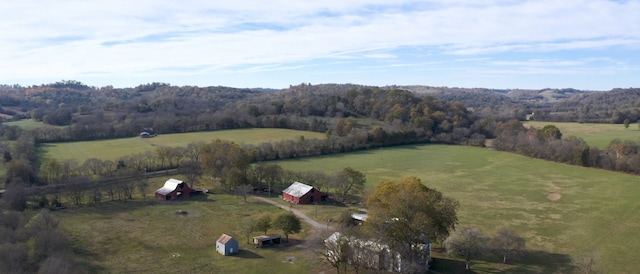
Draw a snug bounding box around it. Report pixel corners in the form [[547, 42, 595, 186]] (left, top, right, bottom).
[[524, 121, 640, 148], [37, 128, 326, 162], [275, 144, 640, 273], [53, 185, 324, 274], [23, 126, 640, 272], [4, 119, 64, 130]]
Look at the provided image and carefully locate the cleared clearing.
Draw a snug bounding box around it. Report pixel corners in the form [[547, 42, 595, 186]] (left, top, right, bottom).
[[38, 128, 326, 162], [524, 121, 640, 148], [275, 144, 640, 273]]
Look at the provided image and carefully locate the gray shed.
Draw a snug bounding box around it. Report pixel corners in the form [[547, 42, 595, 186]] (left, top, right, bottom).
[[216, 234, 239, 256]]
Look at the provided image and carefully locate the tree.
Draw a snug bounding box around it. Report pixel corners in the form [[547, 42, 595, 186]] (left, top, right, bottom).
[[255, 214, 272, 235], [178, 159, 202, 188], [366, 176, 458, 243], [261, 163, 283, 197], [444, 227, 489, 270], [200, 139, 251, 190], [624, 118, 630, 129], [490, 228, 526, 264], [366, 176, 458, 269], [573, 252, 600, 274], [323, 233, 349, 274], [334, 167, 366, 202], [540, 124, 562, 140], [238, 217, 256, 244], [273, 212, 302, 241], [337, 210, 357, 229]]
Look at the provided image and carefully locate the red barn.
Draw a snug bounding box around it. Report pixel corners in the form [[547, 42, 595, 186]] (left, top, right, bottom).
[[282, 182, 327, 204], [155, 178, 194, 200]]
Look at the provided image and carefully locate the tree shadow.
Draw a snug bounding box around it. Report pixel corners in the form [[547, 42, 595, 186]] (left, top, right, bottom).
[[430, 249, 574, 274], [430, 257, 478, 274], [70, 245, 109, 273], [506, 250, 574, 274]]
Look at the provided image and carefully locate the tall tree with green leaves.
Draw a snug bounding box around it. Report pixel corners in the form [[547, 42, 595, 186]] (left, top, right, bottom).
[[334, 167, 366, 202], [255, 214, 272, 235], [366, 176, 458, 268], [540, 124, 562, 140], [200, 139, 251, 190], [273, 212, 302, 241], [238, 217, 256, 244]]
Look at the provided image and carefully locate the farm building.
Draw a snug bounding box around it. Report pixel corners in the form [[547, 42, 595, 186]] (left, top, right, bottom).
[[155, 178, 194, 200], [282, 182, 327, 204], [216, 234, 239, 256], [351, 213, 368, 225], [253, 234, 282, 247], [325, 232, 431, 272], [139, 127, 156, 138]]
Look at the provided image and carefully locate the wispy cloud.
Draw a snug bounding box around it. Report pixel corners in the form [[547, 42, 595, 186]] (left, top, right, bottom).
[[0, 0, 638, 89]]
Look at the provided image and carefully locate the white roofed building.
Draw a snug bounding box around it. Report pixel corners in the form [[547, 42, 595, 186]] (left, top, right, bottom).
[[155, 178, 194, 200], [282, 182, 327, 204]]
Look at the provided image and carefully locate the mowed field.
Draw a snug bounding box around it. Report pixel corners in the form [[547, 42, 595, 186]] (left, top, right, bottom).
[[524, 121, 640, 148], [274, 144, 640, 273], [53, 189, 323, 273], [38, 128, 326, 162], [24, 125, 640, 272]]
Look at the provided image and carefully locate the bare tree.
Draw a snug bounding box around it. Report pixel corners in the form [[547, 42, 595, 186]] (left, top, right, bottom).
[[179, 159, 202, 188], [490, 228, 526, 264], [323, 233, 349, 274], [444, 227, 489, 270], [573, 252, 600, 274]]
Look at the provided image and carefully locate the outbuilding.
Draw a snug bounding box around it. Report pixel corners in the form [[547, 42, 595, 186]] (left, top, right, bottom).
[[282, 182, 327, 204], [253, 234, 282, 247], [155, 178, 194, 200], [216, 234, 239, 256]]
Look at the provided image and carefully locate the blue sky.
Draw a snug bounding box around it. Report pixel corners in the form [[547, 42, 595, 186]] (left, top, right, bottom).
[[1, 0, 639, 90]]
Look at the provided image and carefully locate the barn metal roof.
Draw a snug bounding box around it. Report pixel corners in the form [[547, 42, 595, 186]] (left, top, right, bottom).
[[155, 178, 184, 195], [217, 234, 235, 244], [351, 213, 368, 222], [282, 182, 314, 197]]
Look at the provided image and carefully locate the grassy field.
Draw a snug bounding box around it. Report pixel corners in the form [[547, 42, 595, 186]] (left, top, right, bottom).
[[38, 128, 326, 162], [4, 119, 64, 130], [524, 121, 640, 148], [53, 176, 325, 273], [274, 144, 640, 273]]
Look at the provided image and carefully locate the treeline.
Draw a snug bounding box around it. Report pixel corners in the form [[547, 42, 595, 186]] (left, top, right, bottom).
[[0, 83, 494, 193], [0, 83, 487, 145], [1, 138, 367, 210], [493, 120, 640, 174]]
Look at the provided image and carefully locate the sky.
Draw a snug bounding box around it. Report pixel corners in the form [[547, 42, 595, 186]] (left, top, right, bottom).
[[1, 0, 639, 90]]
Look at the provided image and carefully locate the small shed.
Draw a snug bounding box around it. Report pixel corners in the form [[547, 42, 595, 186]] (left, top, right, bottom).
[[253, 234, 282, 247], [216, 234, 239, 256], [282, 182, 327, 204], [155, 178, 194, 200]]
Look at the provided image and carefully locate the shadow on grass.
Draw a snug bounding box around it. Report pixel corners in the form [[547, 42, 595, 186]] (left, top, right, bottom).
[[430, 257, 477, 274], [71, 245, 109, 273], [508, 250, 574, 273], [430, 249, 574, 274], [66, 194, 218, 216], [236, 249, 263, 259]]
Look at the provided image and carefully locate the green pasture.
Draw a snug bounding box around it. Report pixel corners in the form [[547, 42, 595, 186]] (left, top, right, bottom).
[[274, 144, 640, 273], [53, 181, 323, 273], [524, 121, 640, 149], [38, 128, 326, 162], [3, 119, 63, 130]]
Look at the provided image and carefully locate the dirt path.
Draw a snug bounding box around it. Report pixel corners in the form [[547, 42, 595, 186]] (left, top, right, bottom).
[[253, 196, 335, 231]]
